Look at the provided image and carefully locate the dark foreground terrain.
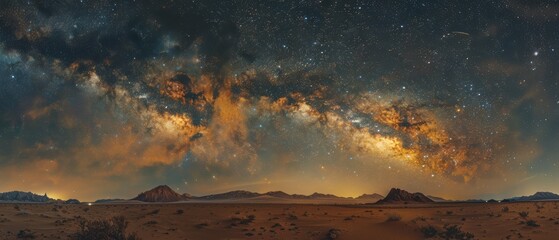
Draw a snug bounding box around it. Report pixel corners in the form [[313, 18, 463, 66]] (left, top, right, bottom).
[[1, 201, 558, 239]]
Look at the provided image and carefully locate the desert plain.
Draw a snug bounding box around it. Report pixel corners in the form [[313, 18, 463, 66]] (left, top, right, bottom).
[[1, 201, 559, 240]]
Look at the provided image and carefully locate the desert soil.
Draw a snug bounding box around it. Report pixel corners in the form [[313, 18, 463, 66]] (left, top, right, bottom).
[[1, 201, 558, 239]]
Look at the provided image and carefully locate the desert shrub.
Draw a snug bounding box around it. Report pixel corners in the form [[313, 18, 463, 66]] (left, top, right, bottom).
[[420, 225, 438, 238], [17, 229, 35, 239], [71, 216, 141, 240], [439, 225, 474, 240], [326, 228, 341, 240], [518, 211, 529, 218], [502, 206, 509, 212], [54, 219, 66, 226], [147, 209, 159, 215], [195, 222, 209, 229], [526, 220, 539, 227], [231, 215, 255, 226], [240, 215, 256, 224], [386, 214, 402, 222], [144, 220, 157, 225]]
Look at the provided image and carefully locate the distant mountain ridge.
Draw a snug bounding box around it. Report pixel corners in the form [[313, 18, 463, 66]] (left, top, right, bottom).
[[504, 192, 559, 202], [0, 191, 53, 202], [427, 195, 449, 202], [196, 190, 261, 200], [127, 185, 383, 202], [194, 190, 355, 201], [95, 199, 126, 203], [356, 193, 384, 200], [264, 191, 297, 199], [376, 188, 434, 204]]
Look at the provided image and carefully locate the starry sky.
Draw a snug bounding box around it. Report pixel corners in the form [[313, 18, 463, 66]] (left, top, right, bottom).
[[1, 0, 558, 201]]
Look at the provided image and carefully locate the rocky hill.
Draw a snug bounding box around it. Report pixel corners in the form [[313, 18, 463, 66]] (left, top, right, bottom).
[[0, 191, 53, 202], [131, 185, 189, 202], [376, 188, 434, 204]]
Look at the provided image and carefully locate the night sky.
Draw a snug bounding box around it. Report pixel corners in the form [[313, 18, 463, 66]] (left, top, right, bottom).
[[1, 0, 558, 201]]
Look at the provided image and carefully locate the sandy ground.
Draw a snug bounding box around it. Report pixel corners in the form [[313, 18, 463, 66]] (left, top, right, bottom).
[[1, 201, 559, 239]]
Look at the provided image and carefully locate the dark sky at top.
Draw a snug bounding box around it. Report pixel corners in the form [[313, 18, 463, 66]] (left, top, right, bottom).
[[0, 0, 558, 201]]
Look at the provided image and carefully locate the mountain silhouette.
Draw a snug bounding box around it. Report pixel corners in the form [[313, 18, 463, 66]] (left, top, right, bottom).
[[504, 192, 559, 202], [355, 193, 384, 200], [127, 186, 385, 203], [376, 188, 434, 204], [195, 190, 261, 200], [0, 191, 53, 202], [131, 185, 189, 202]]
